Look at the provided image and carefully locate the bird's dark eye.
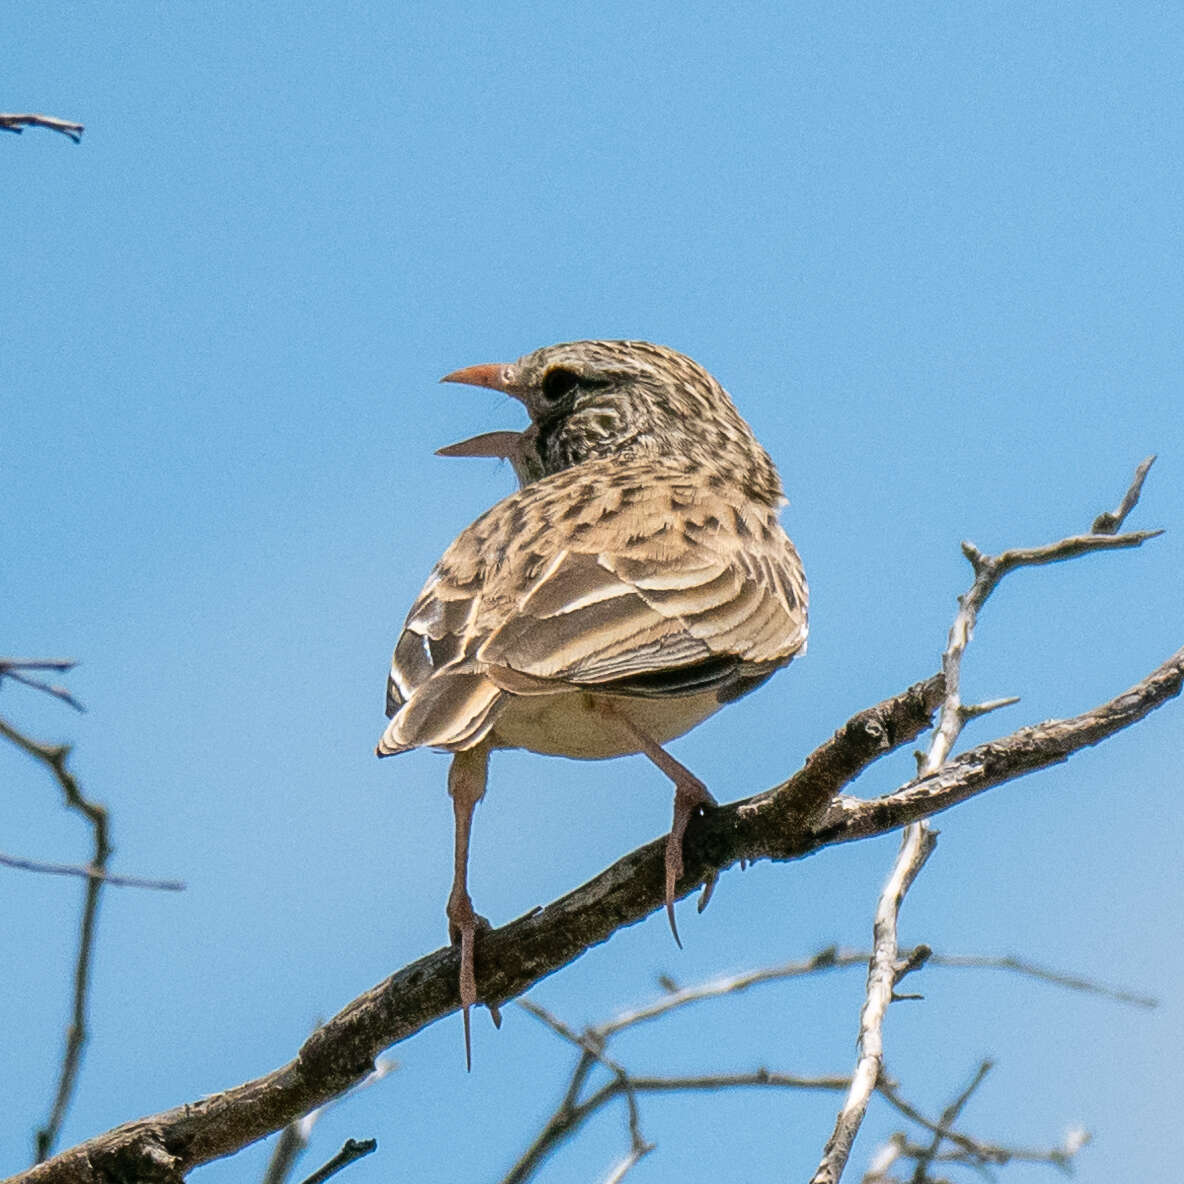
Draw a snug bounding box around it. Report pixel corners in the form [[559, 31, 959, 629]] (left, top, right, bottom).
[[541, 367, 581, 403]]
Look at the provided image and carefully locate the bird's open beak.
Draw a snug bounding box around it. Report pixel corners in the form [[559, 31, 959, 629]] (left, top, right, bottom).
[[439, 363, 515, 393], [435, 430, 523, 460]]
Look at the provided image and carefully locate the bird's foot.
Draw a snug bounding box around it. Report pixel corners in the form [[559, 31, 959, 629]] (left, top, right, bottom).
[[664, 775, 717, 946], [447, 889, 496, 1069]]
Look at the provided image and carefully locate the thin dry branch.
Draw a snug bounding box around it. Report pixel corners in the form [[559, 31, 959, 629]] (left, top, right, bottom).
[[1092, 453, 1155, 534], [0, 660, 84, 712], [261, 1060, 394, 1184], [592, 945, 1153, 1038], [813, 457, 1162, 1182], [907, 1059, 993, 1184], [507, 945, 1123, 1184], [0, 716, 110, 1164], [12, 464, 1177, 1184], [0, 114, 84, 143], [295, 1139, 375, 1184], [874, 1116, 1089, 1175], [810, 826, 936, 1184], [0, 852, 183, 892]]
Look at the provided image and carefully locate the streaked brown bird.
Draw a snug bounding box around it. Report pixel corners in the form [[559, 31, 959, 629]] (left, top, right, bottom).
[[378, 340, 808, 1062]]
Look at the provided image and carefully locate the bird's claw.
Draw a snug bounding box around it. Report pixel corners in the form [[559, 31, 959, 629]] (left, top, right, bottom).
[[664, 777, 717, 945], [447, 897, 496, 1070]]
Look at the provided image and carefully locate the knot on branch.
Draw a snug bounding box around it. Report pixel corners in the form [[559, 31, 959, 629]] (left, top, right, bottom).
[[92, 1132, 183, 1184]]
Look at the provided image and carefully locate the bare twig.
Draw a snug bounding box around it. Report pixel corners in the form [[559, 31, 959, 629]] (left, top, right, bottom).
[[0, 852, 183, 891], [0, 660, 84, 712], [907, 1059, 993, 1184], [0, 114, 84, 143], [0, 716, 110, 1163], [506, 938, 1129, 1184], [592, 944, 1152, 1038], [811, 826, 937, 1184], [261, 1060, 395, 1184], [599, 1141, 653, 1184], [502, 1065, 853, 1184], [295, 1139, 376, 1184], [872, 1115, 1089, 1174], [511, 1000, 649, 1184], [811, 459, 1160, 1182], [930, 952, 1155, 1008], [862, 1133, 906, 1183]]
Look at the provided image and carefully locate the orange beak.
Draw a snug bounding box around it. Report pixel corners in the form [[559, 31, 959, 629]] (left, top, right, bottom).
[[439, 363, 513, 392]]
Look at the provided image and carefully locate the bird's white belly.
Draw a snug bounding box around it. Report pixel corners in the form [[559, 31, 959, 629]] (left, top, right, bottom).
[[489, 688, 724, 759]]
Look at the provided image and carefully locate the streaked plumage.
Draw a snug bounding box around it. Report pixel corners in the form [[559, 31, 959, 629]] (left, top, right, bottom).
[[379, 456, 806, 755], [378, 340, 808, 1062]]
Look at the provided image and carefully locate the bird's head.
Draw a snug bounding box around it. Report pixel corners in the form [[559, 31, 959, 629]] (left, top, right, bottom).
[[437, 339, 783, 504]]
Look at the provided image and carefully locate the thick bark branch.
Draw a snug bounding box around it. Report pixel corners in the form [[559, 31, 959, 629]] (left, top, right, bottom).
[[10, 643, 1181, 1184]]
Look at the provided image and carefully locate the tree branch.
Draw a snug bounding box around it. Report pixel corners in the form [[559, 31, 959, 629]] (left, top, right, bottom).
[[504, 941, 1126, 1184], [11, 644, 1178, 1184], [810, 827, 936, 1184], [295, 1139, 375, 1184], [0, 716, 111, 1164], [0, 114, 84, 143], [11, 462, 1177, 1184], [0, 852, 183, 892], [0, 659, 84, 712]]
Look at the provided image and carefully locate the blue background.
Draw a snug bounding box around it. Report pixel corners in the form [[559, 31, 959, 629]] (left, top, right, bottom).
[[4, 5, 1182, 1182]]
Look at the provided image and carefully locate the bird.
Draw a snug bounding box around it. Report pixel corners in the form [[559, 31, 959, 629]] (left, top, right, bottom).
[[377, 340, 808, 1064]]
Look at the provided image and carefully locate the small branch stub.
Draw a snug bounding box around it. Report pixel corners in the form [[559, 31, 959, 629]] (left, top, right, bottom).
[[0, 114, 84, 143]]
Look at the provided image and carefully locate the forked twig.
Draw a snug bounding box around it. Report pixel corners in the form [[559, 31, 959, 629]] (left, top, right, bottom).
[[907, 1058, 993, 1183], [0, 717, 109, 1163], [0, 659, 84, 712], [812, 457, 1161, 1184], [506, 939, 1124, 1184]]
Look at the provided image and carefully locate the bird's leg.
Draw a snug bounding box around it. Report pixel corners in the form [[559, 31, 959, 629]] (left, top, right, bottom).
[[447, 739, 492, 1070], [596, 701, 716, 947]]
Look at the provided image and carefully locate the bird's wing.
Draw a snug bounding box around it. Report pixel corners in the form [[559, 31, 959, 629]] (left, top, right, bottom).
[[379, 461, 807, 754], [475, 467, 808, 692]]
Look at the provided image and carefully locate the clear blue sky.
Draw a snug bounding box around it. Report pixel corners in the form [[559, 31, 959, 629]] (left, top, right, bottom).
[[4, 5, 1182, 1182]]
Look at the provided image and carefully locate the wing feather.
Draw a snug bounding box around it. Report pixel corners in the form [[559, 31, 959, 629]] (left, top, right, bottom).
[[381, 458, 808, 754]]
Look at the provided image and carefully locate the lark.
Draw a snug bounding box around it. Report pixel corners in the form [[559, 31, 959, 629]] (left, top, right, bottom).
[[378, 340, 808, 1062]]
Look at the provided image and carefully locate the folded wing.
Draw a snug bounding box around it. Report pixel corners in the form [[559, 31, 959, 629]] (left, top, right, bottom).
[[378, 460, 807, 756]]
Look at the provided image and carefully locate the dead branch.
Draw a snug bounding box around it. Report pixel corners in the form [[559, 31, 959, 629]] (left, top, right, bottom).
[[0, 716, 110, 1163], [0, 660, 84, 712], [809, 457, 1161, 1181], [9, 638, 1179, 1184], [596, 946, 1153, 1037], [10, 461, 1178, 1184], [294, 1139, 375, 1184], [503, 944, 1119, 1184], [0, 114, 84, 143], [810, 827, 936, 1184], [906, 1059, 993, 1183], [261, 1060, 394, 1184], [0, 852, 183, 892]]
